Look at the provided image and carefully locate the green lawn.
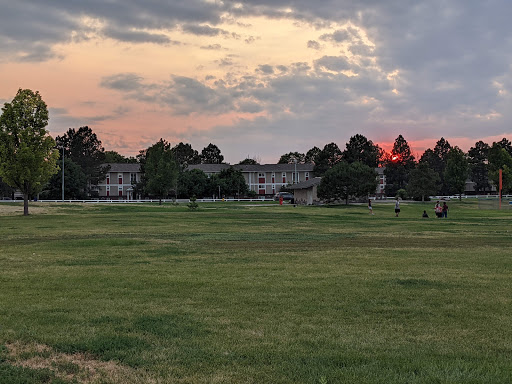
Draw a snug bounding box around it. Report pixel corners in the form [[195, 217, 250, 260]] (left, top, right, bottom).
[[0, 201, 511, 383]]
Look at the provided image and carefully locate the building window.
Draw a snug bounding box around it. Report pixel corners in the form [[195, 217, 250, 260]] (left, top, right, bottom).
[[130, 173, 137, 184], [106, 186, 110, 197], [272, 184, 276, 192], [118, 173, 123, 184], [106, 175, 110, 185], [282, 172, 286, 183], [258, 173, 265, 183], [305, 172, 309, 181], [258, 185, 265, 195], [272, 173, 275, 183], [119, 188, 123, 197]]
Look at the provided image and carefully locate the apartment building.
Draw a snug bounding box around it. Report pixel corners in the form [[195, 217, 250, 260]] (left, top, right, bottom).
[[96, 163, 141, 199], [187, 163, 315, 196]]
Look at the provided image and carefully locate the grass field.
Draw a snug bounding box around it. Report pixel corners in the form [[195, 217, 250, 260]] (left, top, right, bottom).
[[0, 200, 511, 383]]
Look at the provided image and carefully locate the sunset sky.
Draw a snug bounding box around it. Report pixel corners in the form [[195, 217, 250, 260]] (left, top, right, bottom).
[[1, 1, 511, 163]]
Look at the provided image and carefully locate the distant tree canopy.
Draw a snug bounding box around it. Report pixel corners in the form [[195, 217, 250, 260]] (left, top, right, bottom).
[[41, 157, 87, 200], [468, 141, 491, 193], [278, 152, 305, 164], [104, 150, 137, 164], [172, 142, 200, 171], [200, 143, 224, 164], [237, 157, 260, 165], [444, 146, 469, 199], [488, 140, 512, 194], [384, 135, 416, 196], [56, 126, 107, 195], [0, 89, 59, 215], [317, 161, 377, 205], [313, 142, 343, 176], [142, 139, 178, 204], [342, 134, 383, 168], [407, 162, 440, 201], [305, 146, 321, 164]]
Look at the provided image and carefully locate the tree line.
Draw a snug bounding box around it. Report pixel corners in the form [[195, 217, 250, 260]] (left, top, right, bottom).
[[1, 89, 511, 214]]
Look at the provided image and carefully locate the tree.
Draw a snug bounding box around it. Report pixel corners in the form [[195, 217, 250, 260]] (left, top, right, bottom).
[[40, 157, 87, 200], [172, 142, 200, 171], [56, 126, 107, 195], [238, 157, 259, 165], [0, 89, 59, 215], [305, 146, 321, 164], [200, 143, 224, 164], [211, 167, 249, 197], [384, 135, 416, 196], [420, 137, 452, 195], [143, 139, 178, 204], [177, 169, 210, 198], [444, 147, 468, 200], [313, 142, 343, 176], [317, 161, 377, 205], [488, 142, 512, 194], [467, 141, 490, 193], [0, 177, 15, 199], [104, 150, 137, 164], [278, 152, 305, 164], [342, 134, 382, 168], [406, 162, 440, 201]]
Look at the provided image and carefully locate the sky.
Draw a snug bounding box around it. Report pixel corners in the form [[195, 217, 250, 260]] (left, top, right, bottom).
[[1, 1, 511, 164]]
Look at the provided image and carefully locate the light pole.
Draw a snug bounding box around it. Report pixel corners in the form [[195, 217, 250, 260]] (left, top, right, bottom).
[[61, 146, 65, 201], [294, 157, 297, 184]]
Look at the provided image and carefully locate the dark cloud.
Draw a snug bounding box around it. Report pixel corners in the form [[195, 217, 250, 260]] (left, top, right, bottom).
[[307, 40, 321, 50], [182, 24, 229, 37]]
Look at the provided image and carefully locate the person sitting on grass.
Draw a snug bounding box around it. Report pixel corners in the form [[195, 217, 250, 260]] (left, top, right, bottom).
[[422, 210, 429, 218]]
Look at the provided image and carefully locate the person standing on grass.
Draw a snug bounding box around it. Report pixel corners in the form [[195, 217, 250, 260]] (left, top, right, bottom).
[[442, 202, 449, 218], [435, 201, 442, 218], [394, 198, 400, 217], [368, 199, 374, 215]]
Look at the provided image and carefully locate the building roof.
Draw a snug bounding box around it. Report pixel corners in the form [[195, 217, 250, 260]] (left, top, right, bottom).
[[287, 177, 322, 190], [103, 163, 141, 173], [186, 163, 315, 173], [186, 164, 231, 173]]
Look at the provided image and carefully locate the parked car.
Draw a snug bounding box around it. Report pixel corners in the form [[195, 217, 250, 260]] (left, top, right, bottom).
[[273, 192, 294, 201]]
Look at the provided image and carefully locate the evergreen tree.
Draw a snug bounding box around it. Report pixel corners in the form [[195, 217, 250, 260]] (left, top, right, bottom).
[[342, 134, 382, 168], [384, 135, 416, 196], [406, 162, 440, 201], [444, 147, 469, 200], [467, 141, 490, 193], [200, 143, 224, 164]]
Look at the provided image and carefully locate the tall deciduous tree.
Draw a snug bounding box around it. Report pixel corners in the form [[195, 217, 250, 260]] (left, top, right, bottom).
[[467, 141, 490, 193], [384, 135, 416, 196], [278, 152, 305, 164], [237, 157, 259, 165], [317, 161, 377, 205], [143, 139, 178, 205], [444, 147, 468, 200], [177, 169, 210, 198], [406, 162, 440, 201], [56, 126, 107, 195], [0, 89, 59, 215], [342, 134, 382, 168], [200, 143, 224, 164]]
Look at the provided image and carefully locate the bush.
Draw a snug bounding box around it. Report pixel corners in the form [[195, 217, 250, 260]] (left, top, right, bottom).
[[187, 196, 198, 210]]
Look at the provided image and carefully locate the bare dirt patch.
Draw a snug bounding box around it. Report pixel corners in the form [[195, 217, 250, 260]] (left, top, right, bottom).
[[5, 341, 157, 384]]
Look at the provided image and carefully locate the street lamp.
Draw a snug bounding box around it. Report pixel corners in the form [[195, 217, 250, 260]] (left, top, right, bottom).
[[60, 146, 64, 201], [293, 157, 297, 184]]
